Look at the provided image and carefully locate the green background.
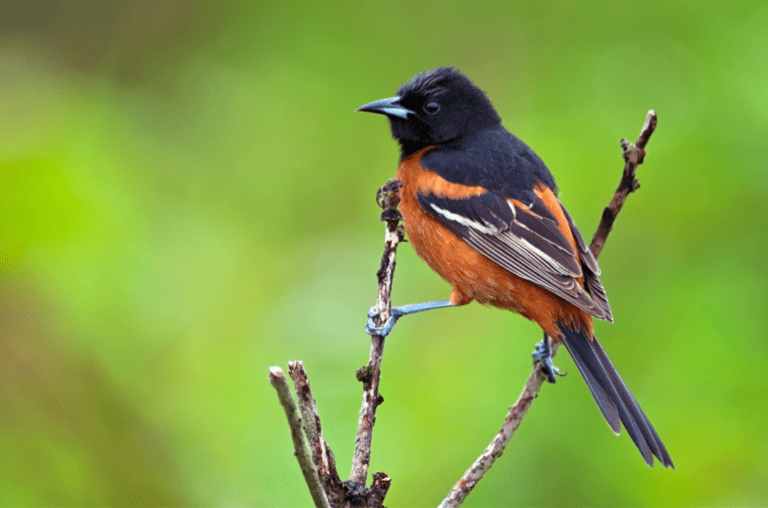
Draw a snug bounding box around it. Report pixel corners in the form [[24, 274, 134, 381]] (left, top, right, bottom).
[[2, 1, 767, 506]]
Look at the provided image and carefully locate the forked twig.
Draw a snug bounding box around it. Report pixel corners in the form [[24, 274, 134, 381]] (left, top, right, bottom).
[[269, 367, 331, 508]]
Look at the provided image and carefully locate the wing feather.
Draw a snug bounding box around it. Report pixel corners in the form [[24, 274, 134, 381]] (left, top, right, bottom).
[[419, 189, 612, 320]]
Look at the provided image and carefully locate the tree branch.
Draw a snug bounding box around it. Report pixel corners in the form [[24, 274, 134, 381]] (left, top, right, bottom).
[[349, 179, 404, 488], [439, 110, 659, 507], [288, 361, 346, 506], [269, 180, 402, 508], [269, 366, 331, 508], [590, 110, 657, 258]]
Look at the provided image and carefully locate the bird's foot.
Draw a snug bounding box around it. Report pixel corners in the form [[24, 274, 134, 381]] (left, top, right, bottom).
[[365, 300, 455, 337], [365, 306, 402, 337], [532, 339, 564, 383]]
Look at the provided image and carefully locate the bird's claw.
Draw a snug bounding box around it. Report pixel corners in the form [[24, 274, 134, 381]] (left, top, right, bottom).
[[365, 307, 400, 337], [532, 341, 564, 384]]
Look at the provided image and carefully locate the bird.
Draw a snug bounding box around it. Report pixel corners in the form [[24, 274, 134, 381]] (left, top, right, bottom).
[[357, 67, 673, 468]]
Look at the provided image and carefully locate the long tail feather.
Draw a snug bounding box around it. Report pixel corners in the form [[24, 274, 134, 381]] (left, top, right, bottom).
[[559, 327, 674, 468]]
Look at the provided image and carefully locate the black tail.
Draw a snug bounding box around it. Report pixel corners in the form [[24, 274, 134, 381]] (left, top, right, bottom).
[[559, 327, 674, 468]]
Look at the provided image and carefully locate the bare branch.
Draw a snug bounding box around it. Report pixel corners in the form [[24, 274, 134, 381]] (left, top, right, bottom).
[[438, 357, 552, 508], [288, 361, 345, 506], [590, 110, 657, 258], [440, 111, 658, 507], [270, 180, 402, 508], [269, 366, 331, 508], [349, 179, 404, 489]]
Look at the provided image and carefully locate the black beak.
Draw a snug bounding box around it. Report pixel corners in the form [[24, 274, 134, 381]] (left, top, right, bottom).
[[357, 96, 413, 119]]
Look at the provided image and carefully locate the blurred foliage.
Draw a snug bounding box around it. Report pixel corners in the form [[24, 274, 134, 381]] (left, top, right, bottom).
[[1, 1, 767, 506]]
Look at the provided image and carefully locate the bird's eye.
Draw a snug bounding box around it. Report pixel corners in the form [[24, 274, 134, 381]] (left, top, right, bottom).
[[423, 101, 440, 115]]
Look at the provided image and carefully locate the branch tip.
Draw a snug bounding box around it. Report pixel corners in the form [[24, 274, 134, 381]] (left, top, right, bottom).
[[269, 366, 330, 508], [638, 110, 657, 148]]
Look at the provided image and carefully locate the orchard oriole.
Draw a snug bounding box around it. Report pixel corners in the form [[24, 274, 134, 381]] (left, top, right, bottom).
[[358, 67, 673, 468]]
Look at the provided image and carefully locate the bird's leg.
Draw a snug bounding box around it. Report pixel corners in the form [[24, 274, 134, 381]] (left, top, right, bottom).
[[532, 332, 563, 383], [365, 300, 456, 337]]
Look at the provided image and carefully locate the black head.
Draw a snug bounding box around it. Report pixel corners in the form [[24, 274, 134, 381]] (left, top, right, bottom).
[[358, 67, 501, 157]]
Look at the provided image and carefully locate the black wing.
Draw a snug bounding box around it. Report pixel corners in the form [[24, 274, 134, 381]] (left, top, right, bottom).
[[418, 189, 612, 321], [561, 206, 612, 321]]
